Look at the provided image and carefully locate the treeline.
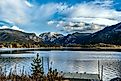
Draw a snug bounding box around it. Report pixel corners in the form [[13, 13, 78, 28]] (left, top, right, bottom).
[[0, 42, 120, 48], [0, 42, 62, 48]]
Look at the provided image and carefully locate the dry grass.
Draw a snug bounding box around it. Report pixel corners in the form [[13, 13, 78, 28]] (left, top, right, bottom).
[[0, 66, 63, 81]]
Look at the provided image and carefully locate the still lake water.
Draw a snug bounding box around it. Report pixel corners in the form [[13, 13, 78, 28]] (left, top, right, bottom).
[[0, 50, 121, 81]]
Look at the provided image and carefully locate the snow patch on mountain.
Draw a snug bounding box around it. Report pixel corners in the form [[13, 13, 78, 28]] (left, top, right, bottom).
[[39, 32, 64, 42]]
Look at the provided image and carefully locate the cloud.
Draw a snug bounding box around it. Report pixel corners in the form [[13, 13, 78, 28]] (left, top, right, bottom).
[[47, 0, 121, 33], [25, 0, 33, 7], [0, 0, 64, 33], [0, 26, 9, 29], [90, 18, 119, 26], [0, 25, 24, 31], [50, 20, 105, 33], [11, 26, 24, 31], [0, 0, 30, 24], [47, 21, 55, 25], [0, 0, 59, 24], [60, 1, 121, 24], [0, 0, 121, 34], [68, 17, 119, 26]]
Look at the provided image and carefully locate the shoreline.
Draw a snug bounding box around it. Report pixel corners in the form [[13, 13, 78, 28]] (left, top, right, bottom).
[[1, 47, 121, 54]]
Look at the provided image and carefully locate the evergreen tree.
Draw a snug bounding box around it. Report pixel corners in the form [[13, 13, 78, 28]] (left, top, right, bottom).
[[31, 53, 44, 80]]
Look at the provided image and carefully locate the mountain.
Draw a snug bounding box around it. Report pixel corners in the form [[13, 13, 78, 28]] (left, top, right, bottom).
[[39, 32, 64, 44], [54, 32, 91, 45], [50, 22, 121, 45], [0, 29, 41, 44], [1, 22, 121, 47], [64, 32, 90, 44], [39, 32, 91, 45], [84, 22, 121, 45]]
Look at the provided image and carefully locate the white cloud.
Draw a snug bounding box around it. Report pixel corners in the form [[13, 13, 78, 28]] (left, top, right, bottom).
[[24, 0, 33, 7], [0, 0, 121, 33], [60, 1, 121, 25], [0, 25, 24, 31], [11, 26, 24, 31], [49, 20, 104, 33], [90, 18, 119, 26], [47, 21, 55, 25], [0, 0, 64, 33], [0, 26, 9, 29], [90, 0, 114, 7], [47, 0, 121, 32], [68, 17, 119, 26], [0, 0, 60, 24], [0, 0, 30, 24]]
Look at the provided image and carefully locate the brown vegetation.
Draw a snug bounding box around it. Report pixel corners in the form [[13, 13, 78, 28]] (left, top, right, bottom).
[[0, 54, 63, 81]]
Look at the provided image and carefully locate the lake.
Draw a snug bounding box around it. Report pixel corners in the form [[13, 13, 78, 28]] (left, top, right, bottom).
[[0, 50, 121, 81]]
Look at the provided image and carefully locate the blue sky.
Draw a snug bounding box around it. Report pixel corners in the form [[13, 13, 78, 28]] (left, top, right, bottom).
[[0, 0, 121, 35]]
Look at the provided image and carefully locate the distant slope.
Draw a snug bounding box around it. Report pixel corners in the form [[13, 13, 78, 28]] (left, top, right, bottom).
[[39, 32, 64, 44], [84, 22, 121, 45], [54, 32, 91, 45], [39, 32, 91, 45], [1, 22, 121, 46], [0, 29, 42, 44], [52, 22, 121, 45]]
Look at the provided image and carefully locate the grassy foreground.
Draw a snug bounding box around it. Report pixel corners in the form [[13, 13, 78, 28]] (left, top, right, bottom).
[[0, 54, 64, 81]]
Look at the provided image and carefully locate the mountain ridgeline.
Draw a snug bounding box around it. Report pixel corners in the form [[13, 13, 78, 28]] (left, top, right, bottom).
[[39, 32, 64, 44], [84, 22, 121, 45], [0, 29, 41, 43], [0, 22, 121, 47], [39, 22, 121, 45]]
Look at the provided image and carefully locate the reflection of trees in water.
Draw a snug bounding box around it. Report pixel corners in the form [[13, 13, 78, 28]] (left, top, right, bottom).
[[0, 57, 33, 74], [102, 60, 121, 81], [0, 57, 121, 81], [0, 57, 32, 65]]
